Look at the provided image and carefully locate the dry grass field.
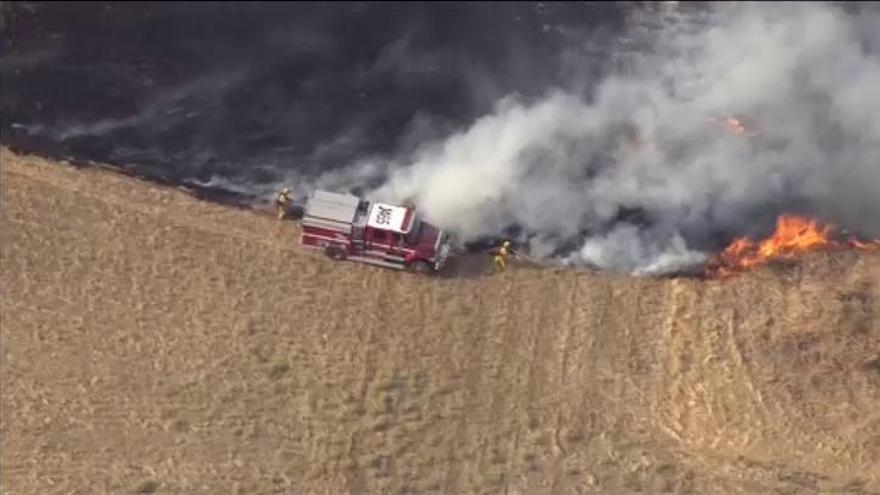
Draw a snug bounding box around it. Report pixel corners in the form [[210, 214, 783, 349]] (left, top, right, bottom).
[[2, 146, 879, 494]]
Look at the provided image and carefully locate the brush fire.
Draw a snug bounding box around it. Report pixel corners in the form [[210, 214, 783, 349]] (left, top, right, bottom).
[[700, 114, 880, 278], [706, 215, 880, 278]]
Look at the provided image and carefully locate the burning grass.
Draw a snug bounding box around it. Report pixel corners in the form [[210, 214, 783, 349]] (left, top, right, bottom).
[[706, 215, 880, 278]]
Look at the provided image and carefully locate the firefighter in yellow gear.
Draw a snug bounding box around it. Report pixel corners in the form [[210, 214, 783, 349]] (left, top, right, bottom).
[[493, 240, 515, 272], [276, 187, 292, 220]]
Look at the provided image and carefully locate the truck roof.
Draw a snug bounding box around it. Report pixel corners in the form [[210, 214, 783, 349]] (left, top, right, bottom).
[[366, 202, 413, 234], [305, 190, 361, 224]]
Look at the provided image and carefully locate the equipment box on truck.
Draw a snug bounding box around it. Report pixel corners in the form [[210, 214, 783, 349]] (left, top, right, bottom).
[[300, 190, 452, 273]]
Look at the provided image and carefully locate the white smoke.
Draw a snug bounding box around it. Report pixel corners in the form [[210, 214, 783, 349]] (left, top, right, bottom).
[[359, 1, 880, 275]]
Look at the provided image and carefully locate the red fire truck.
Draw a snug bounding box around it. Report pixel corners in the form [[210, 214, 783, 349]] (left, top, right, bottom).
[[300, 190, 453, 273]]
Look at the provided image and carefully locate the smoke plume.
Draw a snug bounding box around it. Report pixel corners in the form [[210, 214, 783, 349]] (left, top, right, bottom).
[[357, 2, 880, 274]]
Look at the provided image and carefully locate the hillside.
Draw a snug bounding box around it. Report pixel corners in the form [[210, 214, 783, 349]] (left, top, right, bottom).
[[2, 146, 879, 494]]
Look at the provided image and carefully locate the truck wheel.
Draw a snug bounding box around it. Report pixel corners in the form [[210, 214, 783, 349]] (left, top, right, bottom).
[[325, 245, 347, 261], [408, 260, 432, 274]]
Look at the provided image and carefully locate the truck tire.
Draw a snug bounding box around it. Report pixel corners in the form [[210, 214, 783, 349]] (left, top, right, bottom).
[[407, 260, 432, 274], [325, 245, 347, 261]]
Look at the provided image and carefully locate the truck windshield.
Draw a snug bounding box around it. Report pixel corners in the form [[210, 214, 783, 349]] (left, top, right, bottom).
[[406, 218, 422, 244]]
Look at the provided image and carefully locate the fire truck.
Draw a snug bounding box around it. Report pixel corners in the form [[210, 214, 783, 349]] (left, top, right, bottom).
[[300, 190, 453, 273]]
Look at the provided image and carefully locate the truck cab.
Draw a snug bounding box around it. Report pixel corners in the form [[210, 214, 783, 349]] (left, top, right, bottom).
[[300, 190, 452, 273]]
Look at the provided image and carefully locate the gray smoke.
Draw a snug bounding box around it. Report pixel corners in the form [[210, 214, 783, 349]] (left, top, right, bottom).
[[354, 2, 880, 275]]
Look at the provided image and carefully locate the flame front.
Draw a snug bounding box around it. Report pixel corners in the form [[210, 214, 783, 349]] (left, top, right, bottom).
[[706, 215, 880, 278]]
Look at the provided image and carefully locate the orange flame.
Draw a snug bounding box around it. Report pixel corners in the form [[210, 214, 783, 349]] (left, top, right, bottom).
[[708, 115, 753, 136], [724, 117, 746, 135], [706, 215, 880, 278]]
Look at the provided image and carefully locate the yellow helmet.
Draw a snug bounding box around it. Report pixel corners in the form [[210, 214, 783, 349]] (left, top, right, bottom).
[[502, 240, 511, 248], [281, 187, 290, 194]]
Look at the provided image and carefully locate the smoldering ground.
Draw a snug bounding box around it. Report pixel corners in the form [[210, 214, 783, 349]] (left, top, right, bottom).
[[2, 2, 624, 179], [3, 2, 879, 276]]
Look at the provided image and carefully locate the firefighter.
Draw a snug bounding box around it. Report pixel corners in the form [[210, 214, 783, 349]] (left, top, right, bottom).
[[492, 240, 515, 272], [276, 187, 292, 220]]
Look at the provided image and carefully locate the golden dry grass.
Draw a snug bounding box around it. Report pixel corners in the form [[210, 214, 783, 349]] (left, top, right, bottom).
[[2, 146, 879, 494]]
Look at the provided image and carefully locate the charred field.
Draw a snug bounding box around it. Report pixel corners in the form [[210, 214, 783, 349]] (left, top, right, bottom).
[[2, 147, 880, 494]]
